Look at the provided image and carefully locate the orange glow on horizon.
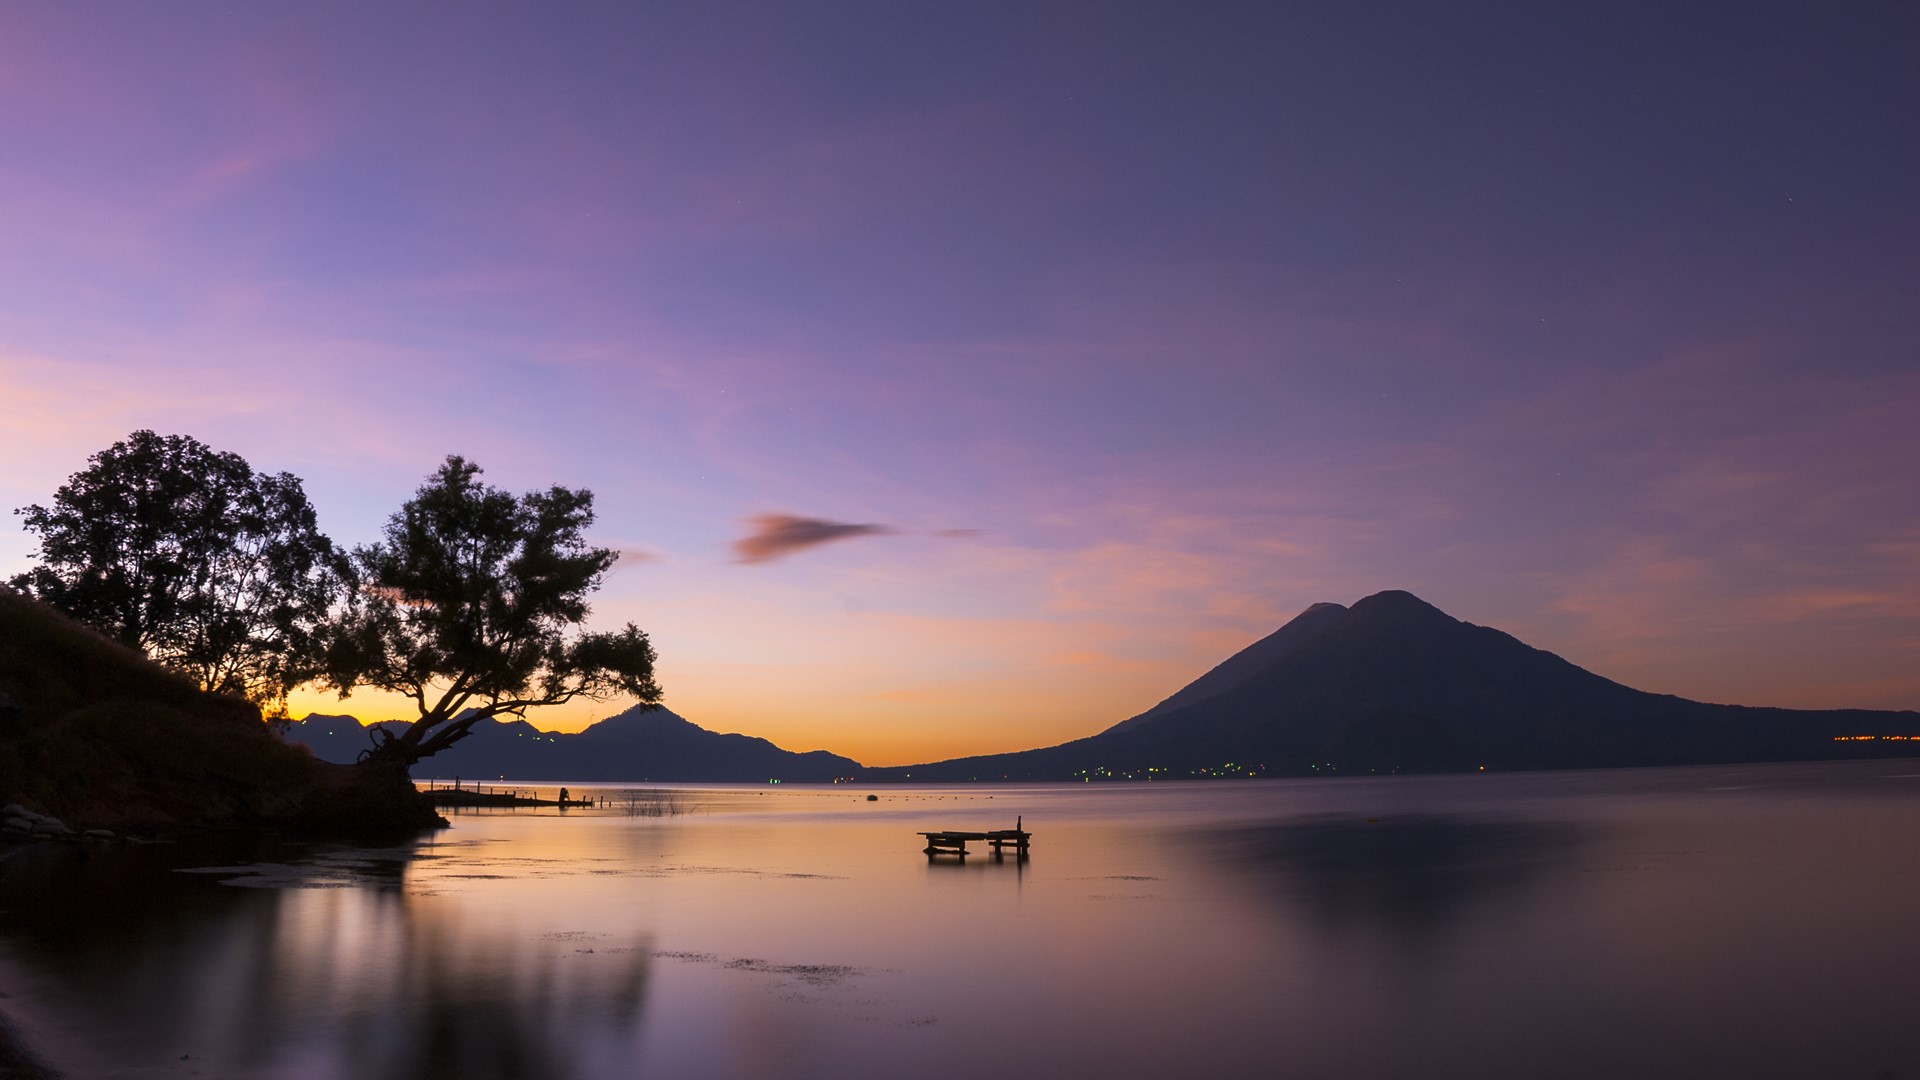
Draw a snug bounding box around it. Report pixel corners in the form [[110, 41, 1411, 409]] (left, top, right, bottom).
[[279, 679, 1149, 769]]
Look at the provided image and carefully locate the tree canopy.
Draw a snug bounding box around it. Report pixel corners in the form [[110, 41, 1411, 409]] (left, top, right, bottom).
[[11, 430, 340, 712], [318, 455, 661, 766]]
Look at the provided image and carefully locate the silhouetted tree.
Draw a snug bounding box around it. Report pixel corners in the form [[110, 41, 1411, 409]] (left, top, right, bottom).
[[11, 430, 341, 712], [318, 455, 660, 767]]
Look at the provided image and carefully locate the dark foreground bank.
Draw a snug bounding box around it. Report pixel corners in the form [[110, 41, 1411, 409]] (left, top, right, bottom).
[[0, 1015, 53, 1080], [0, 588, 442, 840], [0, 755, 437, 1075], [0, 590, 451, 1075]]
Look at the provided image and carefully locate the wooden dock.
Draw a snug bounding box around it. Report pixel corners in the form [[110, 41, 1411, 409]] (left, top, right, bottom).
[[919, 817, 1031, 859], [421, 786, 600, 809]]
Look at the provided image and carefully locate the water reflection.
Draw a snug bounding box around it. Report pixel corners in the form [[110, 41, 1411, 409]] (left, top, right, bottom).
[[922, 850, 1029, 889], [0, 839, 652, 1079], [4, 770, 1920, 1080], [1204, 813, 1585, 937]]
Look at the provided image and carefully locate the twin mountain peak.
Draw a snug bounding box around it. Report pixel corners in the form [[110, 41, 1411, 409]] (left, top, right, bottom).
[[284, 589, 1920, 781]]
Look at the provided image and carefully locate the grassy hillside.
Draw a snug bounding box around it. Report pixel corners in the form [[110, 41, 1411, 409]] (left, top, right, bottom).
[[0, 587, 439, 838]]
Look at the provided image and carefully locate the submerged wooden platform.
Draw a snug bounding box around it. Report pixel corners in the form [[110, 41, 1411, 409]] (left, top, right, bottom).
[[919, 818, 1031, 859]]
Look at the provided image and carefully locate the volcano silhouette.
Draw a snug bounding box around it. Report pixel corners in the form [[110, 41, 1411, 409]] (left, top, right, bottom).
[[876, 590, 1920, 780]]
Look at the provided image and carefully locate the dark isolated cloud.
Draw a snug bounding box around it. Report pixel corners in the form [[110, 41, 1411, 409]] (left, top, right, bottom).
[[605, 547, 659, 575], [732, 513, 896, 564]]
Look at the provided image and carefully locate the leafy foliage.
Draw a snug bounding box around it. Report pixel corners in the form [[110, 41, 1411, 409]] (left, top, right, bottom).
[[318, 456, 661, 766], [11, 431, 340, 713]]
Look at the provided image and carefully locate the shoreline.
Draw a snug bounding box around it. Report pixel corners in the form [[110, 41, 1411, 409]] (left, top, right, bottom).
[[0, 1012, 55, 1080]]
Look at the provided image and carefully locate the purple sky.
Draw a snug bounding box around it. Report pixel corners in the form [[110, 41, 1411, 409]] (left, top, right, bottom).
[[2, 2, 1916, 764]]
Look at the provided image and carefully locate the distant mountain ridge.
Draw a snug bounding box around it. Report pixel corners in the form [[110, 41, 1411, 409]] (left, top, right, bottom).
[[876, 590, 1920, 780], [287, 590, 1920, 784], [284, 705, 862, 783]]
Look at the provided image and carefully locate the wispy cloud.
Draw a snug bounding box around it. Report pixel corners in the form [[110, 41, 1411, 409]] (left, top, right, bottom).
[[731, 513, 896, 564], [604, 546, 660, 575]]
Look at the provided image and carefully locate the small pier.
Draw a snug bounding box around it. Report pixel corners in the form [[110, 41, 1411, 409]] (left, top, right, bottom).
[[420, 784, 600, 809], [919, 817, 1031, 859]]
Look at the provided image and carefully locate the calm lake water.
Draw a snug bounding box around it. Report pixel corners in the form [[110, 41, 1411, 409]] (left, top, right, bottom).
[[2, 761, 1918, 1079]]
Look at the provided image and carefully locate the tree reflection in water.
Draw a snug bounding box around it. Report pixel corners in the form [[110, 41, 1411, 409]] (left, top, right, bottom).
[[0, 837, 652, 1079]]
